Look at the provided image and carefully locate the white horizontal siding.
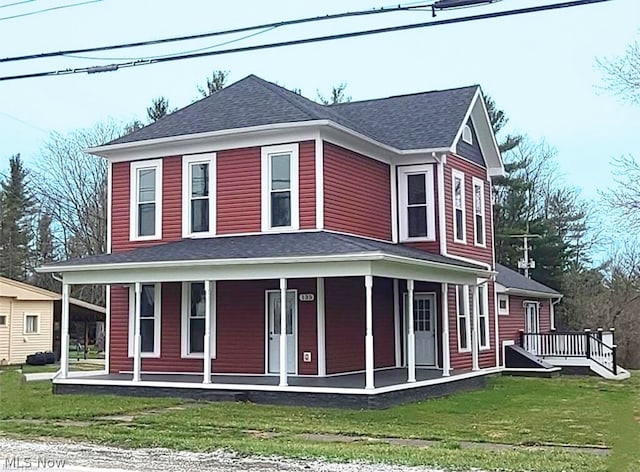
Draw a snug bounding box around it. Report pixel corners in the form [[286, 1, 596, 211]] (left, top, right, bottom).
[[8, 299, 53, 364]]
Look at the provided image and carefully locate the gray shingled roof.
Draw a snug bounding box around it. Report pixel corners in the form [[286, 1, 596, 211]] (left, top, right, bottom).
[[44, 231, 485, 271], [495, 263, 560, 296], [107, 75, 478, 150]]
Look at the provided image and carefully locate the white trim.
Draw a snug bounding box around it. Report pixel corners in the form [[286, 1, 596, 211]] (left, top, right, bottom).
[[316, 277, 326, 376], [472, 177, 486, 247], [393, 279, 401, 368], [436, 155, 447, 255], [551, 297, 561, 331], [493, 281, 500, 368], [501, 287, 562, 299], [501, 340, 515, 368], [128, 283, 161, 358], [180, 281, 217, 359], [315, 136, 324, 230], [364, 275, 375, 389], [398, 164, 436, 242], [471, 285, 479, 371], [107, 161, 112, 254], [456, 285, 471, 353], [264, 288, 299, 377], [441, 283, 450, 376], [104, 285, 110, 374], [129, 159, 163, 241], [182, 153, 216, 238], [406, 280, 416, 382], [390, 163, 399, 243], [451, 169, 466, 244], [60, 283, 70, 379], [261, 143, 300, 232], [462, 124, 473, 145], [497, 293, 509, 315], [478, 283, 490, 351], [23, 313, 40, 334]]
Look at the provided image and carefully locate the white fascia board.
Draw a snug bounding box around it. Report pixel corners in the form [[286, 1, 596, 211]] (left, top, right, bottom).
[[372, 260, 480, 286], [504, 287, 562, 299], [494, 282, 507, 293]]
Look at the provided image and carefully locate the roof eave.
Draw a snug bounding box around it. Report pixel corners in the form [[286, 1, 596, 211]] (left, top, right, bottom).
[[502, 287, 562, 299]]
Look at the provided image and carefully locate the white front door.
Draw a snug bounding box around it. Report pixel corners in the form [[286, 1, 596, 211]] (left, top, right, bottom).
[[405, 293, 437, 366], [525, 302, 540, 354], [267, 291, 297, 374]]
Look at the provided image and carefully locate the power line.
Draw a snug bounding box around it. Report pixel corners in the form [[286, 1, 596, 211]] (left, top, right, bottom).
[[0, 3, 430, 63], [0, 0, 102, 22], [0, 0, 36, 10], [0, 0, 613, 82]]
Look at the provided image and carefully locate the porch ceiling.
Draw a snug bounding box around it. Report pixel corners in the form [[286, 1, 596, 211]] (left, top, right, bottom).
[[40, 231, 489, 285]]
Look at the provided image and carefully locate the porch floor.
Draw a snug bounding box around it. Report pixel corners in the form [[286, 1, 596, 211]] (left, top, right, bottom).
[[77, 367, 449, 389]]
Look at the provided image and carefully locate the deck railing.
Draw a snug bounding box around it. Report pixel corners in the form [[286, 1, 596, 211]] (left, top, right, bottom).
[[519, 329, 617, 376]]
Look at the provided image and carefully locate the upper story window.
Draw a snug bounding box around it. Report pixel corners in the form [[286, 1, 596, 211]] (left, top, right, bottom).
[[452, 169, 466, 243], [182, 154, 216, 237], [398, 164, 435, 241], [261, 144, 299, 232], [130, 159, 162, 241], [473, 177, 485, 246], [462, 123, 473, 145]]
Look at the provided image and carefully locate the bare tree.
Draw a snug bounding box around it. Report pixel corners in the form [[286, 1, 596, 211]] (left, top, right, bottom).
[[602, 154, 640, 230], [316, 83, 351, 105], [597, 39, 640, 104], [34, 121, 122, 304]]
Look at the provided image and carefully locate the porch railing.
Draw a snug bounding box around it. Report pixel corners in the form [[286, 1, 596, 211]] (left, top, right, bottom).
[[519, 329, 617, 376]]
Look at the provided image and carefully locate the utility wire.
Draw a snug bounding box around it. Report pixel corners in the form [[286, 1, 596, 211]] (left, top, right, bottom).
[[0, 0, 613, 82], [0, 0, 36, 10], [1, 3, 429, 63], [0, 0, 102, 22]]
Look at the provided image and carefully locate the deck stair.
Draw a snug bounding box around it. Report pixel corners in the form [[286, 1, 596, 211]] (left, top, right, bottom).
[[519, 329, 630, 381]]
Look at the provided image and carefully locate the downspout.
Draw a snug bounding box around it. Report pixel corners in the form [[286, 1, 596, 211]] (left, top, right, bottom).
[[551, 296, 562, 331], [435, 153, 448, 256], [51, 273, 64, 378]]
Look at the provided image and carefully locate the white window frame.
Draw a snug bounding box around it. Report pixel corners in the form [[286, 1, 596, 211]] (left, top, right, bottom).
[[0, 314, 7, 326], [182, 153, 216, 238], [497, 293, 509, 316], [130, 159, 163, 241], [23, 313, 39, 334], [452, 169, 466, 243], [472, 177, 486, 247], [181, 282, 216, 359], [128, 283, 162, 358], [462, 124, 473, 145], [456, 285, 471, 353], [261, 144, 300, 232], [398, 164, 436, 242], [478, 284, 490, 350]]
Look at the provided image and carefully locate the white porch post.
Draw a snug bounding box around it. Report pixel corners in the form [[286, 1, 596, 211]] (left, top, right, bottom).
[[60, 282, 70, 379], [471, 285, 479, 371], [203, 280, 213, 384], [316, 277, 326, 377], [441, 283, 451, 377], [279, 278, 288, 387], [365, 275, 374, 390], [407, 279, 416, 383], [133, 282, 142, 382]]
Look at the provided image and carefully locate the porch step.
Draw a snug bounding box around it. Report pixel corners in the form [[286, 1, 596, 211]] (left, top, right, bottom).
[[505, 345, 556, 370]]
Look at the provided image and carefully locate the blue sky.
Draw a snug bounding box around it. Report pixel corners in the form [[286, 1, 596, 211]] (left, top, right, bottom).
[[1, 0, 638, 204]]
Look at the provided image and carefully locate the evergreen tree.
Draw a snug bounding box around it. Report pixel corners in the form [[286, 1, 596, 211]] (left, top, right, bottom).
[[29, 211, 60, 291], [146, 96, 171, 122], [0, 154, 33, 281], [197, 70, 229, 98]]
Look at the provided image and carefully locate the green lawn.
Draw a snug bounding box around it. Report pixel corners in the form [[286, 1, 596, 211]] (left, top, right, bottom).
[[0, 371, 638, 471]]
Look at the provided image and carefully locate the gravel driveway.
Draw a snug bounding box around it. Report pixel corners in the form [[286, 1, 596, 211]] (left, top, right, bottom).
[[0, 437, 450, 472]]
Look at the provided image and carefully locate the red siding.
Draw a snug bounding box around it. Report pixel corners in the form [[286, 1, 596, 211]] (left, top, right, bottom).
[[498, 296, 552, 345], [402, 166, 441, 254], [216, 147, 262, 234], [299, 141, 316, 230], [323, 142, 392, 240], [109, 279, 318, 375], [111, 156, 182, 252], [325, 277, 395, 374], [444, 154, 494, 265]]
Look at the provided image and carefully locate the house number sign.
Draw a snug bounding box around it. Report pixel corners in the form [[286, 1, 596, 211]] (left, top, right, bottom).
[[299, 293, 315, 302]]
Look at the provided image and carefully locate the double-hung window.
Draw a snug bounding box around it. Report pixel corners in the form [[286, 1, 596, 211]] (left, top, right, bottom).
[[261, 144, 299, 231], [181, 281, 216, 358], [497, 294, 509, 315], [456, 285, 470, 352], [477, 284, 490, 350], [452, 170, 466, 243], [128, 283, 161, 357], [130, 160, 162, 241], [182, 154, 216, 237], [473, 177, 485, 246], [398, 165, 436, 241], [24, 314, 39, 334]]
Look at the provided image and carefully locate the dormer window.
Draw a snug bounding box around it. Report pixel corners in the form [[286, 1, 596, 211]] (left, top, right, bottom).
[[462, 123, 473, 145], [398, 165, 435, 241], [261, 144, 299, 232], [182, 153, 216, 237], [130, 159, 162, 241]]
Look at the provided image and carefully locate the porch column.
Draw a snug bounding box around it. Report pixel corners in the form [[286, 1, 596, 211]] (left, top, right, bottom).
[[407, 279, 416, 383], [316, 277, 326, 377], [365, 275, 374, 390], [60, 282, 70, 379], [133, 282, 142, 382], [441, 283, 451, 377], [203, 280, 214, 384], [471, 285, 479, 371], [279, 278, 288, 387]]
